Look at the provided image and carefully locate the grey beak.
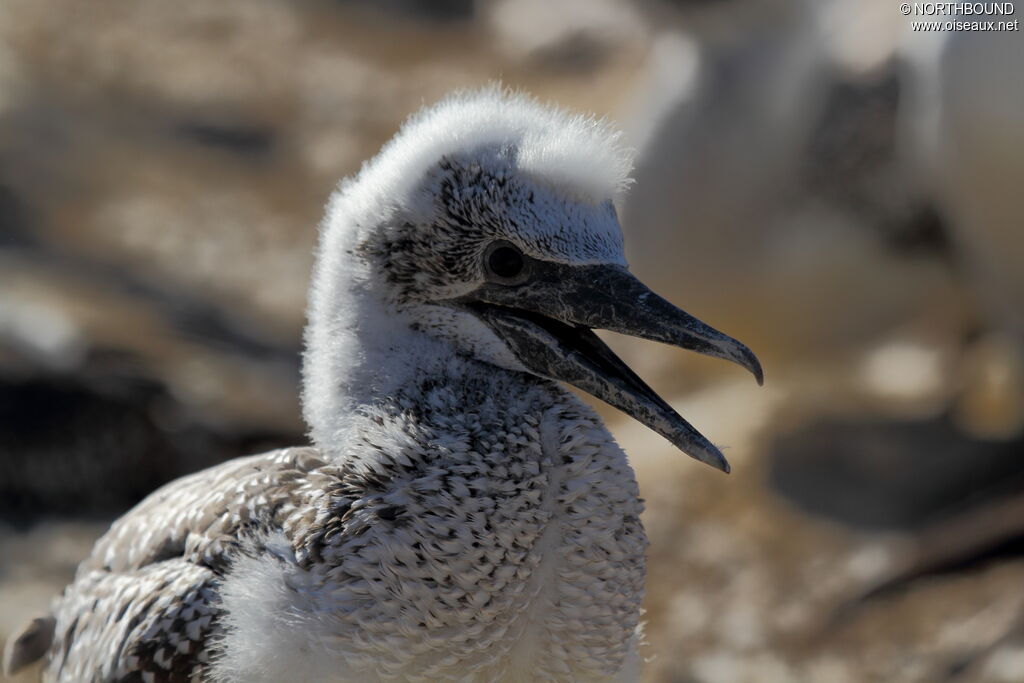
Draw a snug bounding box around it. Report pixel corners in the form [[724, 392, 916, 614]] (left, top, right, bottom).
[[462, 262, 762, 472]]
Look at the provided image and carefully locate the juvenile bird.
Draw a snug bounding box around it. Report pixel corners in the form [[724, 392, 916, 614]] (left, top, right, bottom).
[[4, 88, 761, 683]]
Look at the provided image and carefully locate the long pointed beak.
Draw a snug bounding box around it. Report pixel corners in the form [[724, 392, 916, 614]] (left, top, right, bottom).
[[461, 262, 762, 472]]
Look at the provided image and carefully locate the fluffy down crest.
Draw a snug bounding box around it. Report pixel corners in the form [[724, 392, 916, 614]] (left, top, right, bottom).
[[338, 86, 634, 220]]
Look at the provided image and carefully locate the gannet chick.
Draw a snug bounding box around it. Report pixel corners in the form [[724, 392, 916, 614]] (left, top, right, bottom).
[[4, 88, 762, 683]]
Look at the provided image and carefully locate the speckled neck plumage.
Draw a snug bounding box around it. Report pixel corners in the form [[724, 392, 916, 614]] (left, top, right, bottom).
[[212, 358, 647, 682]]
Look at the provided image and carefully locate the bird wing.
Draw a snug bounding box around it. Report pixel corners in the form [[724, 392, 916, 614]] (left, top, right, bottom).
[[40, 446, 332, 682], [45, 559, 219, 682], [84, 447, 329, 574]]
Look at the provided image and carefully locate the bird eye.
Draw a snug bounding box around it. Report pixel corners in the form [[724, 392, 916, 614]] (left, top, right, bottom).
[[484, 241, 529, 283]]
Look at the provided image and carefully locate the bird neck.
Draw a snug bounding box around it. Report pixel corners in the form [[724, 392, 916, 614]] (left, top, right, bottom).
[[302, 261, 534, 457]]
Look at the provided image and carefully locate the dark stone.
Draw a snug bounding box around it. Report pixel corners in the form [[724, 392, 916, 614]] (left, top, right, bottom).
[[335, 0, 475, 22], [0, 183, 37, 247], [174, 121, 275, 157], [0, 363, 301, 526], [767, 413, 1024, 532]]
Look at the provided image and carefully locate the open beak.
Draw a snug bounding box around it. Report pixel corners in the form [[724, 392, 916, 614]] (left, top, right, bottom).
[[461, 262, 762, 473]]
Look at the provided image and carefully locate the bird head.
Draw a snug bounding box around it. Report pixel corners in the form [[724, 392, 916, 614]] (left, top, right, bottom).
[[305, 88, 761, 472]]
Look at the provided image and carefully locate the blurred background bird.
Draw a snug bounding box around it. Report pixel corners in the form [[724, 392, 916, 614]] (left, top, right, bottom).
[[1, 1, 1022, 681]]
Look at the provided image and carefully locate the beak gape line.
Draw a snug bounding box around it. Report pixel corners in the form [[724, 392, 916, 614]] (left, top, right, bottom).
[[460, 261, 763, 473]]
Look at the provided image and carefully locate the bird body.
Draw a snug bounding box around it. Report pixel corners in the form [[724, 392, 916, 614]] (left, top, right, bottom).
[[5, 88, 759, 682], [46, 367, 645, 682]]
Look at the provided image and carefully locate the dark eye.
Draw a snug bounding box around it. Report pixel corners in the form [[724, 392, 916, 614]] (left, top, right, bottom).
[[484, 241, 529, 283]]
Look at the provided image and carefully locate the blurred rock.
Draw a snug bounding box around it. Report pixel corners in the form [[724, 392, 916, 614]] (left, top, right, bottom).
[[955, 333, 1024, 441], [0, 362, 301, 523], [767, 413, 1024, 532], [486, 0, 646, 72], [336, 0, 476, 23]]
